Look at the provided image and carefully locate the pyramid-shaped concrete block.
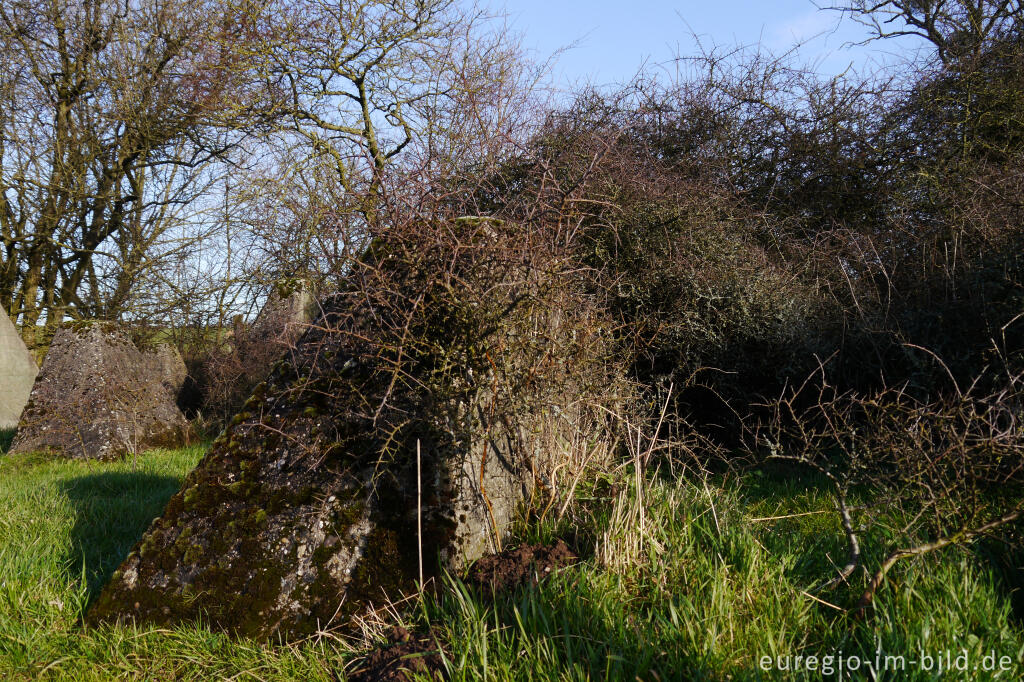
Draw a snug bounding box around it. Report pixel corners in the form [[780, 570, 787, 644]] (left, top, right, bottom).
[[11, 322, 190, 459], [88, 221, 619, 639], [251, 279, 315, 348]]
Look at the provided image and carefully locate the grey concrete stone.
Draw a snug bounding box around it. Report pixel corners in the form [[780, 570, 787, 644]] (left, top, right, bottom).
[[141, 343, 188, 400], [250, 280, 315, 349], [0, 308, 38, 429], [11, 322, 190, 459]]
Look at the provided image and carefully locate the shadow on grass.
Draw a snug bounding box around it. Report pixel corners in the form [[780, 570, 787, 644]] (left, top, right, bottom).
[[730, 461, 834, 503], [0, 427, 14, 454], [59, 471, 182, 602], [976, 533, 1024, 624], [440, 577, 781, 681]]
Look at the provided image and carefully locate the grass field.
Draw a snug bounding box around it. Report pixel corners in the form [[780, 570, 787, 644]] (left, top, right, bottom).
[[0, 432, 1022, 680]]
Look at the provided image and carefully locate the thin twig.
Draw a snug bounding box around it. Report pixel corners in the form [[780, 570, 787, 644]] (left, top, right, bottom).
[[749, 509, 834, 522]]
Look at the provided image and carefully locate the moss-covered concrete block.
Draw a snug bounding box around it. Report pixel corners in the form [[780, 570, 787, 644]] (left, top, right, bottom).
[[89, 218, 621, 639], [10, 322, 189, 459]]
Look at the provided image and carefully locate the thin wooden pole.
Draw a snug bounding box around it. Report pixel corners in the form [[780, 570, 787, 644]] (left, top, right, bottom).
[[417, 438, 423, 589]]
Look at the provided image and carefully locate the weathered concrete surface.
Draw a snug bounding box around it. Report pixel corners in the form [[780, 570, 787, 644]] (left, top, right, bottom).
[[250, 279, 314, 348], [0, 308, 38, 429], [89, 224, 619, 639], [192, 280, 316, 423], [11, 322, 190, 459], [141, 343, 188, 401]]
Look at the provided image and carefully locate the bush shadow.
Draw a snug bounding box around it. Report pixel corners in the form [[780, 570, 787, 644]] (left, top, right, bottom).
[[975, 533, 1024, 625], [445, 574, 783, 681], [0, 427, 15, 454], [59, 471, 182, 602]]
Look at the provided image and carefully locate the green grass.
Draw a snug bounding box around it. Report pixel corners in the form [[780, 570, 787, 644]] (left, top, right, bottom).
[[0, 428, 14, 454], [0, 438, 1021, 680], [0, 444, 347, 681], [421, 471, 1024, 681]]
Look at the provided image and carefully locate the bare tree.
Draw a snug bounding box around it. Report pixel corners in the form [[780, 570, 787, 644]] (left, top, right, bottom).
[[206, 0, 543, 305], [137, 0, 544, 422], [828, 0, 1024, 64], [0, 0, 265, 348], [233, 0, 529, 210]]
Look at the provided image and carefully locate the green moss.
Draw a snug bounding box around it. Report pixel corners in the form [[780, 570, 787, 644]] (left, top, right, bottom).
[[454, 215, 506, 230], [138, 535, 156, 557], [345, 525, 411, 611], [241, 386, 267, 411], [225, 481, 250, 497], [230, 412, 253, 427], [163, 492, 185, 519], [273, 276, 304, 300], [61, 319, 119, 338], [183, 544, 204, 564]]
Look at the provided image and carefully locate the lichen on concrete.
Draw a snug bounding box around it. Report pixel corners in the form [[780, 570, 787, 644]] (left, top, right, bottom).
[[11, 321, 190, 459]]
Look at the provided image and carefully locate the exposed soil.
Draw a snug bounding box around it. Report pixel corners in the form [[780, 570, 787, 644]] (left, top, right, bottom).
[[347, 627, 447, 682], [465, 538, 577, 593]]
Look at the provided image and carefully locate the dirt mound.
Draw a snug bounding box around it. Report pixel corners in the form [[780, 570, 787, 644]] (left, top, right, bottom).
[[466, 539, 577, 592], [11, 322, 189, 459], [347, 627, 447, 682]]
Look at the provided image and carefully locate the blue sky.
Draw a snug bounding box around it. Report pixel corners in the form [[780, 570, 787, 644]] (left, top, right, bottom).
[[484, 1, 929, 88]]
